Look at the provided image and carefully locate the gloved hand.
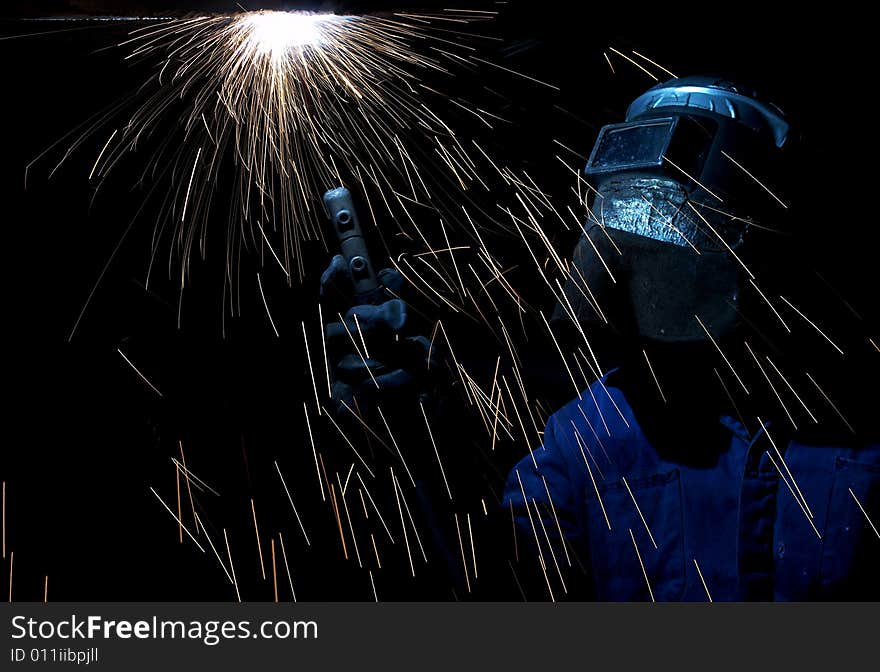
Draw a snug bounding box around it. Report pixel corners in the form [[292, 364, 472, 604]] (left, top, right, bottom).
[[321, 254, 439, 417]]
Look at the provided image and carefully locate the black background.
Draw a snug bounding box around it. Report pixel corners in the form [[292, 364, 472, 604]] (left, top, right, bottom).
[[1, 1, 876, 601]]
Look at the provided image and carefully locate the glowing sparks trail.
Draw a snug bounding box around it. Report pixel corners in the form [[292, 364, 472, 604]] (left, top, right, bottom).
[[274, 460, 311, 546], [693, 558, 713, 602], [849, 489, 880, 539], [53, 9, 508, 300], [117, 348, 163, 397], [621, 476, 658, 549], [149, 487, 205, 553], [629, 528, 654, 602]]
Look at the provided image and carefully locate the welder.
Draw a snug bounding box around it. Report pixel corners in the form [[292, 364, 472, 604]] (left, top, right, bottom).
[[500, 76, 880, 600], [321, 76, 880, 600]]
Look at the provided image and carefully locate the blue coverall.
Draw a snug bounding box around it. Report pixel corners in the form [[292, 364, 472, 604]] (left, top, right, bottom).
[[502, 373, 880, 600]]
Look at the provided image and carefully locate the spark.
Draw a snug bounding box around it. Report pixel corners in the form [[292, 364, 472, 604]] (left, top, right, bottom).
[[509, 499, 519, 562], [622, 477, 658, 549], [760, 419, 814, 519], [421, 400, 453, 500], [352, 313, 371, 360], [532, 498, 567, 594], [371, 533, 382, 569], [117, 348, 163, 397], [250, 498, 266, 580], [359, 490, 369, 519], [278, 532, 297, 601], [748, 279, 790, 332], [271, 538, 278, 602], [570, 420, 604, 479], [357, 473, 395, 544], [665, 156, 724, 202], [765, 451, 822, 540], [765, 356, 817, 423], [503, 376, 537, 468], [514, 469, 551, 577], [541, 476, 572, 567], [471, 55, 560, 90], [685, 202, 753, 278], [573, 431, 611, 530], [391, 467, 415, 577], [391, 472, 428, 563], [848, 489, 880, 539], [318, 305, 332, 399], [540, 310, 583, 401], [180, 146, 201, 223], [302, 403, 325, 501], [178, 443, 199, 533], [805, 372, 854, 433], [594, 375, 631, 427], [88, 128, 117, 180], [721, 150, 788, 209], [274, 461, 311, 546], [321, 405, 376, 478], [713, 367, 749, 433], [223, 528, 241, 603], [256, 222, 290, 278], [336, 311, 380, 389], [369, 570, 378, 602], [176, 462, 183, 543], [577, 406, 612, 463], [642, 349, 667, 403], [629, 528, 654, 602], [255, 273, 279, 337], [694, 315, 750, 394], [454, 513, 472, 593], [693, 558, 712, 602], [631, 50, 678, 78], [745, 341, 797, 429], [170, 457, 220, 497], [193, 513, 235, 586], [377, 407, 417, 488], [342, 463, 355, 497], [149, 487, 205, 553], [568, 209, 617, 283], [779, 296, 845, 356], [467, 512, 478, 579], [608, 47, 658, 81], [603, 51, 615, 74], [329, 484, 349, 560], [636, 194, 701, 253], [301, 321, 321, 410]]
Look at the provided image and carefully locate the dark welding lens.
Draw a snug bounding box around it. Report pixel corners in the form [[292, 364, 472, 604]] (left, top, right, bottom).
[[585, 118, 677, 175]]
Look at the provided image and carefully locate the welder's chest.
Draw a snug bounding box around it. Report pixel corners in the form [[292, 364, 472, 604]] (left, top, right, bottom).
[[579, 441, 880, 600]]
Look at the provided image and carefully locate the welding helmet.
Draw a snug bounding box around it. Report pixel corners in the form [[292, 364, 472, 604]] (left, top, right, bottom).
[[558, 76, 790, 342]]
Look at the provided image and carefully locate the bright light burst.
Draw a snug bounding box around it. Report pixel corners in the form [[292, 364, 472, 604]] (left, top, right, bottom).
[[239, 11, 331, 56]]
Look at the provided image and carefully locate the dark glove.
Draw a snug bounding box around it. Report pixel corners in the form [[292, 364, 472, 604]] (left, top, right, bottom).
[[321, 254, 438, 416]]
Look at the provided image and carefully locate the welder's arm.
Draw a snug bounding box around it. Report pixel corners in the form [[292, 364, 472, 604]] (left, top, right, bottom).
[[501, 417, 594, 599], [321, 254, 439, 416]]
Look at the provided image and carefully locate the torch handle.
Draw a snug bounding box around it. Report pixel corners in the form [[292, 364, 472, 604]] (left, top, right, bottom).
[[322, 187, 380, 298]]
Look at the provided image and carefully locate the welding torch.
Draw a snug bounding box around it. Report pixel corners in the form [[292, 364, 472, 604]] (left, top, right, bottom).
[[322, 187, 380, 300]]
